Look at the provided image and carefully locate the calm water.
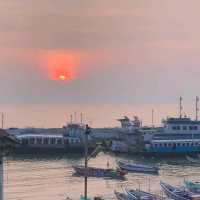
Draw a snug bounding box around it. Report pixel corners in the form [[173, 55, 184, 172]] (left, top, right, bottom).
[[3, 153, 200, 200]]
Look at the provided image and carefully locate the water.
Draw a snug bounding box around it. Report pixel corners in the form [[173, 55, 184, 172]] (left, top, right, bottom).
[[4, 153, 200, 200]]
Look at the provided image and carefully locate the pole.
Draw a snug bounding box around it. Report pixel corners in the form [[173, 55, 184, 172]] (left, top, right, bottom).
[[196, 96, 199, 121], [84, 125, 90, 200], [1, 113, 3, 129], [81, 113, 83, 124], [180, 96, 183, 118], [0, 156, 3, 200], [151, 109, 154, 127]]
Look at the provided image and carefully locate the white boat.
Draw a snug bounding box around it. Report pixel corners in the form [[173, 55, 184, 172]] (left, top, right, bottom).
[[186, 155, 200, 163], [117, 160, 159, 174]]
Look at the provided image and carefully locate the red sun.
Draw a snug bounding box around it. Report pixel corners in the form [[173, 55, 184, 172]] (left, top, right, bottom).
[[44, 52, 77, 81], [58, 74, 67, 81]]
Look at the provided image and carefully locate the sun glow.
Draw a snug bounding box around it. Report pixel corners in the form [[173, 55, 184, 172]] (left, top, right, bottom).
[[58, 74, 67, 81], [42, 51, 78, 81]]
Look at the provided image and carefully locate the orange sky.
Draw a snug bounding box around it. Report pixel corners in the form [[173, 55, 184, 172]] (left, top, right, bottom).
[[1, 1, 200, 127]]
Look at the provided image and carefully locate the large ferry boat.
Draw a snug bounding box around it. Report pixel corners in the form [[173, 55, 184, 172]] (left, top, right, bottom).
[[144, 97, 200, 155], [144, 117, 200, 154], [8, 123, 96, 154]]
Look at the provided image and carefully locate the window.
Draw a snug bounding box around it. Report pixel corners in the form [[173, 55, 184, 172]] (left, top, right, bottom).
[[187, 143, 189, 146], [22, 138, 28, 145], [191, 143, 194, 146], [177, 143, 180, 146], [50, 138, 56, 145], [29, 138, 35, 144], [183, 126, 187, 130], [36, 138, 42, 144], [164, 143, 167, 147], [154, 144, 158, 147], [182, 143, 185, 146], [159, 143, 162, 147], [168, 143, 172, 147], [43, 138, 49, 144], [57, 138, 62, 144], [172, 126, 180, 130], [64, 139, 69, 144]]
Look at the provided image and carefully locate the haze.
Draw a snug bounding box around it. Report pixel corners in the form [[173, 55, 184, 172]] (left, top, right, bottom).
[[1, 1, 200, 128]]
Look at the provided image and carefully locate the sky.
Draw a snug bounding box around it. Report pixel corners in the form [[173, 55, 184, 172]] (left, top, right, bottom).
[[1, 0, 200, 128]]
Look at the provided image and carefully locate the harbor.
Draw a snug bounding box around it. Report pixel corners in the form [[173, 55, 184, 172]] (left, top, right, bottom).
[[5, 97, 200, 156], [3, 153, 200, 200]]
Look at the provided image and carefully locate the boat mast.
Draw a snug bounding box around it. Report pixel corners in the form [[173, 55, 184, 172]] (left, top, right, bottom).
[[196, 96, 199, 121], [81, 113, 83, 124], [179, 96, 183, 118], [151, 109, 154, 127]]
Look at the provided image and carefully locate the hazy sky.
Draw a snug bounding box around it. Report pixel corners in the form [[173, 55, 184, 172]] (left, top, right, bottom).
[[1, 0, 200, 128]]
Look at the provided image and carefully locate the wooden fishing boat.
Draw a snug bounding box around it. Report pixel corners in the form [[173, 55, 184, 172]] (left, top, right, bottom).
[[160, 181, 200, 200], [117, 160, 159, 174], [186, 155, 200, 164], [184, 180, 200, 193], [125, 187, 162, 200], [114, 191, 133, 200], [73, 165, 127, 179]]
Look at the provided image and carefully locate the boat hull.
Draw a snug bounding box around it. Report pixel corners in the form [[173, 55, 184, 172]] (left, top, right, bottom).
[[118, 161, 159, 174], [73, 166, 126, 179], [160, 181, 192, 200]]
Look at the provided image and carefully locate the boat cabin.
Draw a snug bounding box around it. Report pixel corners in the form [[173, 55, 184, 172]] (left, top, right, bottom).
[[162, 117, 200, 134]]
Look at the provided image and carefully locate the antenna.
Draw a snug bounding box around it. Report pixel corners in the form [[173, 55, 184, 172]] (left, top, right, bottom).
[[1, 113, 4, 129], [196, 96, 199, 121], [74, 112, 77, 123], [151, 109, 154, 127], [80, 113, 83, 124], [179, 96, 183, 118], [70, 114, 73, 124]]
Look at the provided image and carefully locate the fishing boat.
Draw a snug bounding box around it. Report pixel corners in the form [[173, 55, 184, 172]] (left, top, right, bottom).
[[117, 160, 159, 174], [73, 165, 127, 179], [184, 180, 200, 193], [114, 191, 133, 200], [125, 187, 162, 200], [186, 155, 200, 163], [160, 181, 200, 200]]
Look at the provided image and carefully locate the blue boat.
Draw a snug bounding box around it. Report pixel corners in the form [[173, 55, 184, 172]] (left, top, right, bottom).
[[160, 181, 200, 200]]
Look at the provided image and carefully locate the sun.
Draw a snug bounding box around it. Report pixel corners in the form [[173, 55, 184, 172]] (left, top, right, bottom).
[[58, 74, 67, 81]]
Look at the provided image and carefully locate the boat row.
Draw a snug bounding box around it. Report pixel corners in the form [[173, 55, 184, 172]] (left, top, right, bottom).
[[72, 160, 159, 179], [115, 180, 200, 200]]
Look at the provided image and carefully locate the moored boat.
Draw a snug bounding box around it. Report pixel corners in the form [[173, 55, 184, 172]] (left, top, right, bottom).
[[186, 155, 200, 164], [184, 180, 200, 193], [117, 160, 159, 174], [73, 165, 127, 179], [125, 187, 162, 200], [160, 181, 200, 200], [114, 191, 133, 200]]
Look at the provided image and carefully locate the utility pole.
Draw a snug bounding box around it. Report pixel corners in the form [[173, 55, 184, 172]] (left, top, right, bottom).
[[84, 125, 90, 200]]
